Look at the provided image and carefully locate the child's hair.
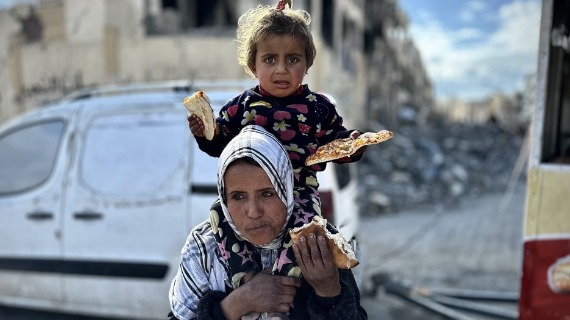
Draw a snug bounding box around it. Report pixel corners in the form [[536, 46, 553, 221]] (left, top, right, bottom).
[[236, 5, 317, 78]]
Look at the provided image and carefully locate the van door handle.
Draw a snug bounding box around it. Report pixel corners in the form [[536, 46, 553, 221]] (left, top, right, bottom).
[[27, 211, 53, 220], [73, 211, 103, 220]]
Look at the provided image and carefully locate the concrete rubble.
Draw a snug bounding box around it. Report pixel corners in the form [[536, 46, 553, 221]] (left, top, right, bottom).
[[357, 113, 527, 214]]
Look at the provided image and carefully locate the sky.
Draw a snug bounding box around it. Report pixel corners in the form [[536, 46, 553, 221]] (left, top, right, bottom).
[[0, 0, 35, 8], [398, 0, 542, 101]]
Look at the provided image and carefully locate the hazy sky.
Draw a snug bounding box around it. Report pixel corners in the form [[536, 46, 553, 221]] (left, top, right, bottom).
[[0, 0, 35, 8], [399, 0, 542, 101]]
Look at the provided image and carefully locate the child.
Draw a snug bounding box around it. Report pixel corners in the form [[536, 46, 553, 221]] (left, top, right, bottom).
[[187, 4, 368, 314], [189, 2, 367, 211]]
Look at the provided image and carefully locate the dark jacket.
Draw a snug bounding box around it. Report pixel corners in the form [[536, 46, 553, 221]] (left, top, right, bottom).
[[168, 269, 367, 320]]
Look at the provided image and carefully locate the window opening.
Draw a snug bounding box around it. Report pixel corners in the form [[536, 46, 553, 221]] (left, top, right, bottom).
[[0, 120, 65, 194]]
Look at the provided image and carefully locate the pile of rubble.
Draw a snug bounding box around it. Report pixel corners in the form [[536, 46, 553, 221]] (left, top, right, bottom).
[[357, 114, 527, 214]]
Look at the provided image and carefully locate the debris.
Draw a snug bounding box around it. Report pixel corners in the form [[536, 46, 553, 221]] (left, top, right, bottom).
[[358, 114, 526, 213]]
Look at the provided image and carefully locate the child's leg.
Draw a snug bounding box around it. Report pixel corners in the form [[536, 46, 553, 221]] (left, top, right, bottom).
[[292, 186, 321, 224], [293, 185, 340, 234]]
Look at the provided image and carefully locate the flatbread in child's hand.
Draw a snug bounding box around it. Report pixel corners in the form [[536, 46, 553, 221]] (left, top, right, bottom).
[[305, 130, 393, 166], [183, 91, 216, 140]]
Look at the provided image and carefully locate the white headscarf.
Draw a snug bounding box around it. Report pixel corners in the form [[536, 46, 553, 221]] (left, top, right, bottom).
[[217, 125, 295, 249]]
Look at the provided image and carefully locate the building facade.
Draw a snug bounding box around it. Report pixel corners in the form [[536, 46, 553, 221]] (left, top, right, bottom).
[[0, 0, 433, 129]]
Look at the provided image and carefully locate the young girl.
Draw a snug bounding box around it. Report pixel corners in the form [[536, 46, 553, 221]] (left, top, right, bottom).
[[190, 2, 366, 207], [188, 2, 367, 293]]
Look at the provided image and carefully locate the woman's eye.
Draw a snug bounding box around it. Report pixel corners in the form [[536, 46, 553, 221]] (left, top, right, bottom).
[[262, 190, 275, 198], [230, 193, 245, 201]]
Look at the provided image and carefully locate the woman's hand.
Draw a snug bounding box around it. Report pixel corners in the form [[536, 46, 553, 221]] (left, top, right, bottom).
[[221, 269, 301, 319], [292, 233, 341, 297], [187, 114, 205, 137], [242, 269, 300, 313]]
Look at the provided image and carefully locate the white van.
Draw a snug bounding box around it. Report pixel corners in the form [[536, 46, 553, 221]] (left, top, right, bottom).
[[0, 80, 362, 319]]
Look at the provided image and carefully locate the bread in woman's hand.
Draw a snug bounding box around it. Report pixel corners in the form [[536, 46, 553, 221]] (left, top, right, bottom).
[[183, 91, 216, 140], [290, 216, 359, 269]]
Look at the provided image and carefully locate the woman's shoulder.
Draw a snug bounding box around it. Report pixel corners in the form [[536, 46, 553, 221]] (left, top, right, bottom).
[[179, 219, 229, 276], [181, 220, 218, 256]]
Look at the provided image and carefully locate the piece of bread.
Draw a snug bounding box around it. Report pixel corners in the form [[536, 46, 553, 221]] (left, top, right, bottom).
[[289, 216, 359, 269], [183, 91, 216, 140], [305, 130, 393, 166]]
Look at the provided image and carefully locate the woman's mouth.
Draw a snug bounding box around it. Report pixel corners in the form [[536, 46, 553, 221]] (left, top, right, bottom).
[[247, 223, 268, 231]]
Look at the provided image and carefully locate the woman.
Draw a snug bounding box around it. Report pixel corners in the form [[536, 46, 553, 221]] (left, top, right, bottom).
[[168, 125, 367, 320]]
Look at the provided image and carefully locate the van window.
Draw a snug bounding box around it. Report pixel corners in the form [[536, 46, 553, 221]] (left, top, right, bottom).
[[0, 120, 65, 194], [80, 113, 186, 195]]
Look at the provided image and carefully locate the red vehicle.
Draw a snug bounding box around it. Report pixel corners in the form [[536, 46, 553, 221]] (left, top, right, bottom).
[[519, 0, 570, 318]]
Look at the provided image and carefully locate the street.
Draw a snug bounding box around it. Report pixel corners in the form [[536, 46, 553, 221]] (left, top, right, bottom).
[[0, 183, 525, 319], [359, 182, 525, 319]]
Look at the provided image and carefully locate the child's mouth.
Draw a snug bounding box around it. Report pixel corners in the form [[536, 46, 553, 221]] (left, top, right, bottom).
[[274, 81, 289, 88]]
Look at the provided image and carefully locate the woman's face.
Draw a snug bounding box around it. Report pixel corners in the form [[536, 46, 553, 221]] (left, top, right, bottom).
[[253, 34, 307, 97], [224, 161, 287, 245]]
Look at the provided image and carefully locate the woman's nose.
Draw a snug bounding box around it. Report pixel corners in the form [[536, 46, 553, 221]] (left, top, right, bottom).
[[245, 200, 263, 219]]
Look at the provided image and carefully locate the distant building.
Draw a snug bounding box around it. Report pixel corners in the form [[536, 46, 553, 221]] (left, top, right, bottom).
[[437, 87, 532, 133], [364, 0, 434, 128]]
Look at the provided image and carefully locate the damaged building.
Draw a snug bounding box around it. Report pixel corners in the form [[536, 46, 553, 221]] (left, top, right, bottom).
[[0, 0, 530, 214], [0, 0, 433, 130]]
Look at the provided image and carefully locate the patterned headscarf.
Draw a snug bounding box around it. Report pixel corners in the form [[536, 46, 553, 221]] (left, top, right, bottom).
[[210, 125, 314, 292]]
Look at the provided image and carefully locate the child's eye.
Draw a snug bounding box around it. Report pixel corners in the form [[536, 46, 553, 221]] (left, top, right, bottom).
[[288, 56, 300, 63], [264, 57, 276, 64]]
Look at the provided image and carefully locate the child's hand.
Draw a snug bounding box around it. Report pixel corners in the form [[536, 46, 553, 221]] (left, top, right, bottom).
[[292, 233, 341, 298], [187, 114, 205, 138], [349, 130, 361, 140], [349, 130, 367, 157]]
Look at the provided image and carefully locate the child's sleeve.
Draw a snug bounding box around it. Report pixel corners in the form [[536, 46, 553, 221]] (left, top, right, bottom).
[[316, 101, 350, 143], [194, 135, 229, 157], [319, 100, 364, 164]]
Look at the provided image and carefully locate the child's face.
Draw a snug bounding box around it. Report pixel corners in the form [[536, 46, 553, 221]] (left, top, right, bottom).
[[253, 35, 307, 97]]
